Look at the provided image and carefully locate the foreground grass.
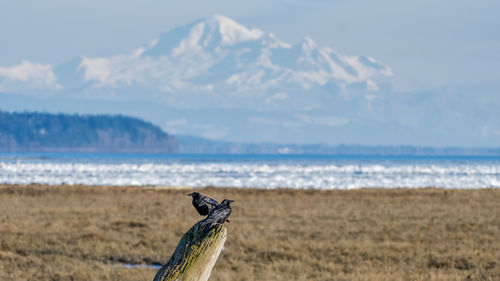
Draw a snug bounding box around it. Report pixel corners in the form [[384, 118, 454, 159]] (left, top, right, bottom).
[[0, 185, 499, 281]]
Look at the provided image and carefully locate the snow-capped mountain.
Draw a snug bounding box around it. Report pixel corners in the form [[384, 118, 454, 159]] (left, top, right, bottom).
[[0, 15, 392, 104]]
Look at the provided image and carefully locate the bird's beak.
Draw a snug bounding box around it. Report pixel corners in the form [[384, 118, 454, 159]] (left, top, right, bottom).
[[229, 200, 235, 203], [187, 192, 195, 196]]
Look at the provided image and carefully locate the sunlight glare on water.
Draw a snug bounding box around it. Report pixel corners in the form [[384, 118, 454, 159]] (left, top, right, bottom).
[[0, 153, 499, 189]]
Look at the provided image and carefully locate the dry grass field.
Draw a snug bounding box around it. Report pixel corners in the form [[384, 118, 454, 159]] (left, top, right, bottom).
[[0, 184, 499, 281]]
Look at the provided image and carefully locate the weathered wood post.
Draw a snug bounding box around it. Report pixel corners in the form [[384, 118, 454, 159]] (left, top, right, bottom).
[[153, 220, 227, 281]]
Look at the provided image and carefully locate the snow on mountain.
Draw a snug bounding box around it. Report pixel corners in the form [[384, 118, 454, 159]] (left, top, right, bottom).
[[1, 15, 392, 99]]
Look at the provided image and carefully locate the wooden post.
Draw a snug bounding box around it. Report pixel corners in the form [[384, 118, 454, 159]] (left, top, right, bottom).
[[153, 221, 227, 281]]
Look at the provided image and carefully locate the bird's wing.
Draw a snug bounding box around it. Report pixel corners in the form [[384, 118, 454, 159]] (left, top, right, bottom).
[[202, 196, 219, 206], [213, 208, 231, 223]]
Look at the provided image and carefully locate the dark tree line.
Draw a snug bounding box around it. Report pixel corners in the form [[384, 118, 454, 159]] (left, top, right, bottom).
[[0, 111, 178, 153]]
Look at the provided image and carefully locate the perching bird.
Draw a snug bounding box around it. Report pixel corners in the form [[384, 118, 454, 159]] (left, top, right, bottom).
[[187, 192, 219, 216], [205, 199, 234, 225]]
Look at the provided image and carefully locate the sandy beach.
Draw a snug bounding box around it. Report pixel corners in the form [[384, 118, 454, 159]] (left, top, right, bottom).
[[0, 184, 499, 281]]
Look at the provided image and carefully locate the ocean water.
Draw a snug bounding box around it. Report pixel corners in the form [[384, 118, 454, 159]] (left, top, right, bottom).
[[0, 153, 499, 189]]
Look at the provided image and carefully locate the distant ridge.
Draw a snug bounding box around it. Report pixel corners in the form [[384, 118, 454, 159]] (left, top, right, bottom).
[[0, 111, 178, 153], [1, 111, 497, 155], [177, 135, 500, 156]]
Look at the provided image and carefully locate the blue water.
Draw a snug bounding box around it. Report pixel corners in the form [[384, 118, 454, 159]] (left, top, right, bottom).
[[0, 152, 499, 189], [1, 151, 498, 163]]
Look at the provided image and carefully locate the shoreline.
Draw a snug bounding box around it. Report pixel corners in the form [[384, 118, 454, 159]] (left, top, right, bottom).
[[1, 183, 499, 190]]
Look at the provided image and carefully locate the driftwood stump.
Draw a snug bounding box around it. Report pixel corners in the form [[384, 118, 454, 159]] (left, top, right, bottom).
[[153, 221, 227, 281]]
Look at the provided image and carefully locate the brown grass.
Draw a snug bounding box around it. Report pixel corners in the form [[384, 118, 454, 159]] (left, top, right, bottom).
[[0, 184, 499, 281]]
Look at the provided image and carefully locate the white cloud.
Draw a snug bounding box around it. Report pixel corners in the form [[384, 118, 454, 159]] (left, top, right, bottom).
[[166, 118, 187, 127], [190, 123, 230, 139], [366, 80, 379, 91], [282, 121, 302, 128], [265, 92, 289, 104], [149, 38, 159, 47], [249, 116, 277, 125], [0, 61, 61, 91], [251, 114, 350, 128], [482, 126, 500, 137], [294, 114, 312, 123], [295, 114, 349, 127], [365, 94, 384, 101], [314, 116, 349, 127], [248, 116, 302, 128], [164, 118, 188, 134]]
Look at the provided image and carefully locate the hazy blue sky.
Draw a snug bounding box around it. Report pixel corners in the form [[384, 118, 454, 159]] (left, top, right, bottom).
[[1, 0, 499, 146]]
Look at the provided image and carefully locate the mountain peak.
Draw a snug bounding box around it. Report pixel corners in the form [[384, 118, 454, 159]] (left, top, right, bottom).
[[302, 37, 317, 47], [2, 14, 393, 98], [301, 37, 318, 52], [143, 15, 265, 57], [204, 14, 264, 45]]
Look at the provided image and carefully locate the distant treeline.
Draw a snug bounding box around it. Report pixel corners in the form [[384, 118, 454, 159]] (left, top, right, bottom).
[[0, 111, 178, 153], [177, 135, 500, 156]]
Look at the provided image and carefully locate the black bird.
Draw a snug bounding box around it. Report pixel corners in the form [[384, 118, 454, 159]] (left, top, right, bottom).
[[187, 192, 219, 216], [205, 199, 234, 225]]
